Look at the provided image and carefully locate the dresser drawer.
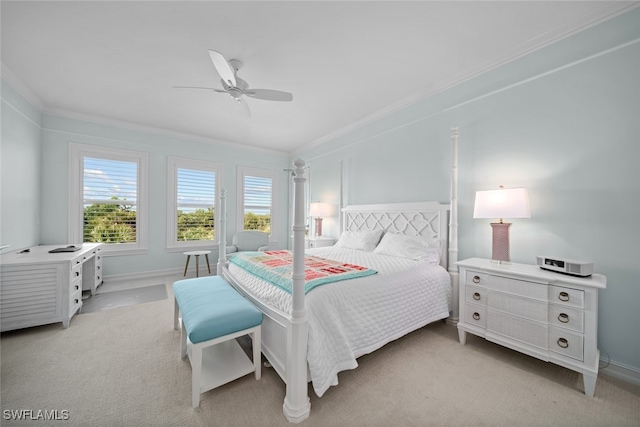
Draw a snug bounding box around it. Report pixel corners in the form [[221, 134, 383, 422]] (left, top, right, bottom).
[[548, 304, 584, 333], [487, 309, 548, 350], [489, 292, 547, 323], [549, 327, 584, 361], [465, 270, 488, 286], [491, 276, 547, 300], [70, 276, 82, 295], [95, 263, 102, 285], [465, 285, 487, 306], [464, 303, 487, 328], [71, 261, 83, 282], [69, 287, 83, 315], [549, 285, 584, 309]]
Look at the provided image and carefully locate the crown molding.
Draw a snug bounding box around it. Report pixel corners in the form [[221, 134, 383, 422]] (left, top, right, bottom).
[[39, 106, 288, 158], [1, 62, 45, 111]]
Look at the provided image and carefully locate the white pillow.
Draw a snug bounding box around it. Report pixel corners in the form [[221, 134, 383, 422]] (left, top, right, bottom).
[[334, 230, 383, 252], [373, 232, 441, 264]]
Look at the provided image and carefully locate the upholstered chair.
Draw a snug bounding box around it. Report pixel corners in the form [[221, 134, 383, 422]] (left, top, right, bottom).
[[226, 230, 269, 254]]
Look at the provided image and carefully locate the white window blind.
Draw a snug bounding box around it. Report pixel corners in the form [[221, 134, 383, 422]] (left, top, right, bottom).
[[83, 157, 138, 244], [176, 168, 215, 241], [243, 175, 273, 232]]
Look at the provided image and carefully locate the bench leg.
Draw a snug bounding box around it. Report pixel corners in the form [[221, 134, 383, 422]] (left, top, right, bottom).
[[191, 344, 202, 408], [195, 255, 200, 278], [253, 327, 262, 380], [174, 298, 180, 331], [205, 254, 211, 274], [180, 321, 188, 359]]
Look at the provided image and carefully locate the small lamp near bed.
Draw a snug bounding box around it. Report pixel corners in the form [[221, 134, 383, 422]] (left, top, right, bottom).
[[473, 186, 530, 264], [309, 202, 332, 237]]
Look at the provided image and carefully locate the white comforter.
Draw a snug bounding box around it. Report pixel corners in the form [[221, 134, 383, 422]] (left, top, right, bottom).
[[227, 246, 452, 397]]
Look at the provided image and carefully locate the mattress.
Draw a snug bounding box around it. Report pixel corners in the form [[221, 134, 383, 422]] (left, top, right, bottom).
[[227, 246, 452, 397]]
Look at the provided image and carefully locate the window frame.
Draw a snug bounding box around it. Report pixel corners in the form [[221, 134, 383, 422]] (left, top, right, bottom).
[[68, 143, 149, 255], [236, 166, 278, 245], [166, 156, 223, 251]]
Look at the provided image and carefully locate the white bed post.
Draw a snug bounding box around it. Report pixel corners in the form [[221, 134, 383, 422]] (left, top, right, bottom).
[[217, 189, 227, 274], [339, 160, 344, 233], [447, 127, 460, 325], [283, 158, 311, 423]]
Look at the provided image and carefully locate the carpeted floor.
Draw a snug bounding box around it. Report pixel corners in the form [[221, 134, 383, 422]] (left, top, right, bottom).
[[1, 282, 639, 427], [81, 284, 168, 313]]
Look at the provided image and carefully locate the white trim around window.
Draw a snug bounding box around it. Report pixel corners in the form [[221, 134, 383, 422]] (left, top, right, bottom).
[[237, 166, 278, 245], [68, 143, 149, 255], [166, 156, 223, 252]]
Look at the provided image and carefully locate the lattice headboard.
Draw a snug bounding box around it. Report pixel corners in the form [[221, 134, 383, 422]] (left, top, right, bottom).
[[341, 201, 450, 268]]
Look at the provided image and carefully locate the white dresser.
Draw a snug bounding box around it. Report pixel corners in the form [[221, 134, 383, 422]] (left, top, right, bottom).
[[456, 258, 606, 396], [0, 243, 103, 332]]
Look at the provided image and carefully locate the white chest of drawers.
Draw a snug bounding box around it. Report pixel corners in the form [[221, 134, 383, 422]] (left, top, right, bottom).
[[456, 258, 606, 396], [0, 243, 103, 332]]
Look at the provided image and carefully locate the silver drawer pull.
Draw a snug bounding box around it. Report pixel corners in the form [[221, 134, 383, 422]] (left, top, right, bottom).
[[472, 275, 481, 284], [558, 291, 570, 302], [558, 313, 569, 323], [75, 285, 79, 291], [472, 312, 481, 321], [473, 292, 481, 301], [75, 271, 80, 277], [557, 338, 569, 349]]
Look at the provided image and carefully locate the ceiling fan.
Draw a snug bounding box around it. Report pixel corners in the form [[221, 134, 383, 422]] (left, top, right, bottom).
[[174, 50, 293, 116]]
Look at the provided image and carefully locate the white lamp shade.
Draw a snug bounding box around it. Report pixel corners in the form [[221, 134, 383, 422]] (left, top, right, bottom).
[[309, 202, 332, 217], [473, 187, 530, 220]]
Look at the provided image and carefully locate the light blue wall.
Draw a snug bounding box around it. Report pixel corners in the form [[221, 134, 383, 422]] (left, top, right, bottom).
[[38, 115, 291, 277], [296, 10, 640, 375], [0, 85, 292, 276], [0, 81, 42, 251]]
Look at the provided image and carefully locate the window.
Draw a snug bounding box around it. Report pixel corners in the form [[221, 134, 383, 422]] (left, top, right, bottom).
[[69, 144, 148, 255], [167, 157, 222, 250], [237, 166, 277, 239]]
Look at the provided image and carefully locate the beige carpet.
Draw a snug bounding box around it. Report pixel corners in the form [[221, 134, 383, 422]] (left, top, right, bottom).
[[1, 283, 638, 427]]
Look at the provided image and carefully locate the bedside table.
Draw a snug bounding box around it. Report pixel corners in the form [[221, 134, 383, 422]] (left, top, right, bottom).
[[305, 237, 334, 248], [456, 257, 606, 397]]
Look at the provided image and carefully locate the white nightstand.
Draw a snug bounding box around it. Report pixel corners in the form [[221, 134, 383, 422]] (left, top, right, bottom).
[[305, 237, 334, 248], [456, 257, 606, 397]]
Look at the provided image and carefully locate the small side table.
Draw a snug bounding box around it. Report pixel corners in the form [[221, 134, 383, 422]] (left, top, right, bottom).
[[183, 250, 212, 278], [305, 237, 334, 248]]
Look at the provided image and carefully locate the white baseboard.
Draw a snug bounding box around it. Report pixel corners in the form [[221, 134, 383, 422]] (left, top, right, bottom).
[[600, 359, 640, 387]]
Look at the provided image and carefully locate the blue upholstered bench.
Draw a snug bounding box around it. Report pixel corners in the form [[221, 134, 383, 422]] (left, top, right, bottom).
[[173, 276, 263, 408]]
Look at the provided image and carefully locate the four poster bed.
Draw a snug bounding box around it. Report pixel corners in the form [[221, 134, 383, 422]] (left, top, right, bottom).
[[217, 128, 460, 423]]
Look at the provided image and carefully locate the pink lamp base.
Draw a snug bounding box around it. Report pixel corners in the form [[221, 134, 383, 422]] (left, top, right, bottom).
[[314, 217, 323, 237], [490, 222, 511, 263]]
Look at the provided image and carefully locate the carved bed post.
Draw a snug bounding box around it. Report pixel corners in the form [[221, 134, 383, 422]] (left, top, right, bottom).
[[447, 127, 460, 324], [217, 189, 227, 274], [283, 158, 311, 423]]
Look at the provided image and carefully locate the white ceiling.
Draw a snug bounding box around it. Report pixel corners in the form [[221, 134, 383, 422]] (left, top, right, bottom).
[[1, 1, 636, 154]]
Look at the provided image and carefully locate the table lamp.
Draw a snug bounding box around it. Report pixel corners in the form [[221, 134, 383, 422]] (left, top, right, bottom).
[[309, 202, 332, 237], [473, 186, 530, 263]]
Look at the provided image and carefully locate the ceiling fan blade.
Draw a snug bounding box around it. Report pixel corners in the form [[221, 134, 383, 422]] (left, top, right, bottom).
[[244, 89, 293, 102], [208, 50, 236, 87], [173, 85, 226, 93]]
